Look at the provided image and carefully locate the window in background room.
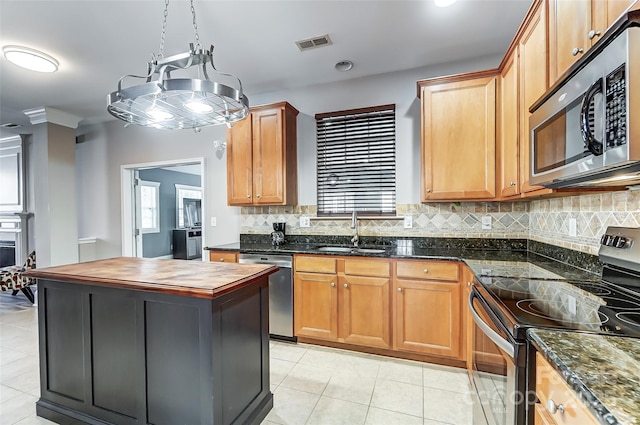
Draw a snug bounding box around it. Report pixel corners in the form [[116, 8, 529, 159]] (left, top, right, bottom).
[[316, 104, 396, 216], [140, 180, 160, 234], [176, 184, 202, 228]]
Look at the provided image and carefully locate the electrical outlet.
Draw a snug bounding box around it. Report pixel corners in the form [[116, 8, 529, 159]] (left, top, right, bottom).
[[403, 216, 413, 228], [568, 218, 577, 237], [567, 295, 577, 315], [481, 216, 492, 230], [300, 217, 311, 228], [210, 217, 217, 227]]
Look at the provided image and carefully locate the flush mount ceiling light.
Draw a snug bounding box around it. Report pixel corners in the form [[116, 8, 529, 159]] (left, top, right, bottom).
[[3, 45, 59, 72], [434, 0, 457, 7], [107, 0, 249, 131]]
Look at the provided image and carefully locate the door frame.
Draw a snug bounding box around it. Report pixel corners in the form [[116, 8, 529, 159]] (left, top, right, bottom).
[[121, 157, 205, 258]]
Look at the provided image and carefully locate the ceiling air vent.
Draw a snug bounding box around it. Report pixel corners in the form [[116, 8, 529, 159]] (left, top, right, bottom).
[[0, 123, 22, 129], [295, 34, 333, 52]]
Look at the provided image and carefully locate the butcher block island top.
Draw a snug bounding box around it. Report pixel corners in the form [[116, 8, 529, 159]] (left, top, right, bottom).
[[27, 256, 278, 299]]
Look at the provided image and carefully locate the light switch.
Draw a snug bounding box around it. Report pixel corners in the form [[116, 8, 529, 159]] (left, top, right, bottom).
[[481, 216, 492, 230], [300, 217, 311, 228], [567, 295, 577, 315], [211, 217, 217, 227], [568, 218, 577, 237], [403, 216, 413, 228]]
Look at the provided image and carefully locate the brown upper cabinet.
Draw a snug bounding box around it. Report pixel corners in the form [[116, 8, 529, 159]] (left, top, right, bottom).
[[548, 0, 638, 83], [497, 48, 520, 198], [418, 71, 497, 201], [226, 102, 299, 206]]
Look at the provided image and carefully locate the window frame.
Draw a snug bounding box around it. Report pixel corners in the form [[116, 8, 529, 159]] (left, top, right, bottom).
[[315, 104, 397, 217], [139, 180, 161, 234]]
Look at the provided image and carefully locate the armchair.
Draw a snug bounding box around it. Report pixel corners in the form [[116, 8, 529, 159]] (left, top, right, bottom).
[[0, 250, 36, 303]]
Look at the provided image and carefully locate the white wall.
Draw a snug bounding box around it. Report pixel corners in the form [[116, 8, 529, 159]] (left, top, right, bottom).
[[76, 55, 501, 258]]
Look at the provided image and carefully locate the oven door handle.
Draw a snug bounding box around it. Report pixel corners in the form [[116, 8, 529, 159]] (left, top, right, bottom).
[[468, 289, 515, 359]]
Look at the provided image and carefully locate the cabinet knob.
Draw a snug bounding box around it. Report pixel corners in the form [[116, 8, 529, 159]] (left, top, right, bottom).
[[509, 181, 516, 186], [571, 47, 584, 56], [256, 194, 261, 198], [467, 281, 473, 287], [423, 268, 428, 273], [220, 258, 225, 262], [246, 194, 251, 198], [397, 287, 403, 292], [425, 189, 431, 193], [546, 399, 564, 415], [344, 283, 348, 288], [588, 29, 601, 40], [330, 282, 336, 287]]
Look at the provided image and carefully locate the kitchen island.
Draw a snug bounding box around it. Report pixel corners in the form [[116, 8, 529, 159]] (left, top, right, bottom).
[[27, 257, 277, 425]]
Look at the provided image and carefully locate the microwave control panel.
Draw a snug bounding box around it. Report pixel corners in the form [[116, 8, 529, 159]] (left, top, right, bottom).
[[605, 65, 627, 149]]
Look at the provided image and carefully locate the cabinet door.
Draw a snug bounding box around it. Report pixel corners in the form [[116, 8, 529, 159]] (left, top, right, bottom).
[[548, 0, 591, 82], [294, 272, 338, 340], [252, 108, 285, 205], [519, 1, 550, 194], [394, 279, 461, 359], [339, 275, 391, 349], [421, 75, 496, 200], [498, 49, 520, 198], [208, 251, 238, 263], [592, 0, 637, 38], [226, 117, 254, 205]]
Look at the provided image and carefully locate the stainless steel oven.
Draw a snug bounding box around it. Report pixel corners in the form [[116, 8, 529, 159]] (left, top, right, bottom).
[[468, 226, 640, 425], [469, 283, 528, 425]]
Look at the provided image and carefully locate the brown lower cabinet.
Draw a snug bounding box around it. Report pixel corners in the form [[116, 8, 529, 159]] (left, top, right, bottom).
[[394, 260, 462, 358], [534, 353, 599, 425], [294, 254, 465, 362], [294, 255, 392, 349]]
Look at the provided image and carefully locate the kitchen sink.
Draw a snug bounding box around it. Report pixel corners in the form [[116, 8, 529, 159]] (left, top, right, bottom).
[[315, 246, 387, 254], [316, 246, 353, 252]]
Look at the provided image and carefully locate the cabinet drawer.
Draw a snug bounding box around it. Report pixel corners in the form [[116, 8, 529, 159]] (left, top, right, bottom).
[[396, 261, 459, 281], [295, 255, 337, 274], [535, 353, 599, 425], [534, 403, 555, 425], [344, 259, 390, 277], [209, 251, 238, 263]]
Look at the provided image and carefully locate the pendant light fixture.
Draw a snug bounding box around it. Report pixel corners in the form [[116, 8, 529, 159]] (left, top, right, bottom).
[[107, 0, 249, 130]]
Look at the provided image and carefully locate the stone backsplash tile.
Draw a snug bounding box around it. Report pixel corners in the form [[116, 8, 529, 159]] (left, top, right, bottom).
[[240, 191, 638, 255]]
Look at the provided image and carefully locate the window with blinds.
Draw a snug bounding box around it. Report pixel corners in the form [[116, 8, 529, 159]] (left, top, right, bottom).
[[316, 104, 396, 216]]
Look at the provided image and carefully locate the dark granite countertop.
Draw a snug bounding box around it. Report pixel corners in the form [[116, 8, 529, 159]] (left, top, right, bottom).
[[205, 240, 599, 282], [529, 329, 640, 425]]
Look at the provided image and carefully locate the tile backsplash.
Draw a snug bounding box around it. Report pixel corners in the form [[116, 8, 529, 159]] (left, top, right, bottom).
[[240, 190, 640, 255], [529, 190, 640, 255]]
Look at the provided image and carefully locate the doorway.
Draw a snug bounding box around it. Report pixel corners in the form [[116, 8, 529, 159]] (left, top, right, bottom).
[[121, 158, 205, 259]]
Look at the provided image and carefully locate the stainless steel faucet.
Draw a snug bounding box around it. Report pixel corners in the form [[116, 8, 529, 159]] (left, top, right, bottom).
[[350, 210, 359, 247]]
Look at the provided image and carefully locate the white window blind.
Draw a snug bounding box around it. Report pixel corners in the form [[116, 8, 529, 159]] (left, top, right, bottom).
[[316, 104, 396, 216]]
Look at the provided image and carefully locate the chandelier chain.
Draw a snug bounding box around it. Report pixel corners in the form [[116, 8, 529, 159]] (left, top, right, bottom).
[[158, 0, 170, 58], [190, 0, 201, 49]]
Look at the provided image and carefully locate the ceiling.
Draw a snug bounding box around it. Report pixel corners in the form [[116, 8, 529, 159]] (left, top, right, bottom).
[[0, 0, 532, 137]]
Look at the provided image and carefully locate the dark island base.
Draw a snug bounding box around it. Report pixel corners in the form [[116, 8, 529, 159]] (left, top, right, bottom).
[[37, 277, 272, 425]]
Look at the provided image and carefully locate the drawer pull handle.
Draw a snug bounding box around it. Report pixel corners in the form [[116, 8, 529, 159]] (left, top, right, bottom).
[[546, 399, 564, 415], [423, 268, 428, 273], [220, 258, 225, 262]]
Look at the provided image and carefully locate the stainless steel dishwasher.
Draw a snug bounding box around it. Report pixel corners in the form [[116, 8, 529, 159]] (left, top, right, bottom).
[[238, 253, 295, 341]]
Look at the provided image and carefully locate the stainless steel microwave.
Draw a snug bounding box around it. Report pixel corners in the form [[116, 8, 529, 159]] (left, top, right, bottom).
[[529, 26, 640, 188]]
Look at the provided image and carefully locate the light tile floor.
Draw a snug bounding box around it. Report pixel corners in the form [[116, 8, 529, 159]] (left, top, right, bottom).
[[0, 290, 476, 425]]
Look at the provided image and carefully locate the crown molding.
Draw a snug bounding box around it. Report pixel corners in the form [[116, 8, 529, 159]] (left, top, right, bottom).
[[22, 107, 82, 128]]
